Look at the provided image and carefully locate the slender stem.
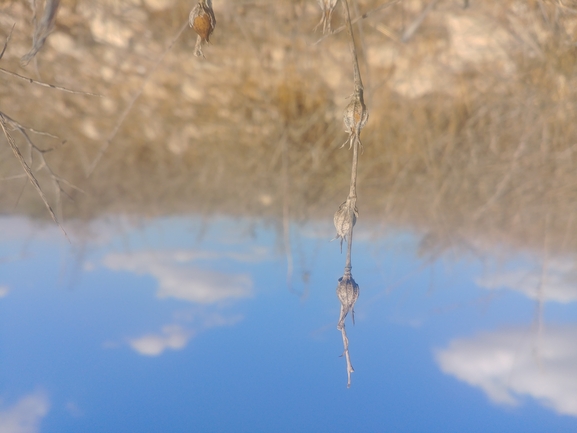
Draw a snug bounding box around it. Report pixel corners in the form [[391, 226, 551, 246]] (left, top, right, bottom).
[[342, 0, 363, 92], [345, 139, 358, 274], [340, 326, 354, 388]]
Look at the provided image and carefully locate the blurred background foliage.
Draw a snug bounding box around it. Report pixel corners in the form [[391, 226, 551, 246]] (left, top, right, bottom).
[[1, 0, 577, 257]]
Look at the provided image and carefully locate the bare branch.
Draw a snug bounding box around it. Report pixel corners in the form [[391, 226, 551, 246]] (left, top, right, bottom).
[[340, 325, 354, 388], [0, 113, 69, 241], [0, 24, 15, 61], [21, 0, 60, 66], [0, 67, 102, 97], [313, 0, 401, 45]]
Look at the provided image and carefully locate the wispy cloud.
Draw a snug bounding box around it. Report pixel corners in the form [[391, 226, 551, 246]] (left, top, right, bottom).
[[129, 325, 193, 356], [436, 326, 577, 416], [128, 314, 243, 356], [0, 390, 49, 433], [476, 259, 577, 304], [0, 286, 9, 298], [102, 250, 254, 304]]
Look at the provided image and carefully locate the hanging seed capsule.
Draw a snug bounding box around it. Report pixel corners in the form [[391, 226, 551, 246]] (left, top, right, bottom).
[[333, 198, 358, 253], [342, 88, 369, 150], [314, 0, 339, 34], [336, 271, 359, 330], [189, 0, 216, 57]]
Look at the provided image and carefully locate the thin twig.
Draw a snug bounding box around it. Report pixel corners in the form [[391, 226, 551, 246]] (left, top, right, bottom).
[[0, 68, 101, 96], [1, 112, 60, 145], [343, 0, 363, 92], [0, 24, 15, 61], [333, 0, 367, 389], [21, 0, 60, 65], [313, 0, 401, 45], [0, 174, 27, 181], [340, 325, 354, 388], [0, 113, 68, 241]]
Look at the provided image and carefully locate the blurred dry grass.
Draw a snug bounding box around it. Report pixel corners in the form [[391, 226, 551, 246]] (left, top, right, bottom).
[[1, 0, 577, 256]]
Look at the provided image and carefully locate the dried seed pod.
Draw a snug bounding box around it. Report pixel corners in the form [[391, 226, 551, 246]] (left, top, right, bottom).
[[336, 272, 359, 330], [314, 0, 339, 34], [333, 199, 358, 253], [189, 0, 216, 58], [342, 88, 369, 150]]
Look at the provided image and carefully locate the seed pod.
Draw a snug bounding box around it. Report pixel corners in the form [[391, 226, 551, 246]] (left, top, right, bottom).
[[333, 199, 358, 253], [342, 88, 369, 150], [336, 272, 359, 330], [189, 0, 216, 57]]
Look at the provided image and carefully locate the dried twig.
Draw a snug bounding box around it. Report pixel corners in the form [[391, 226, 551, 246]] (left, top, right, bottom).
[[330, 0, 369, 389], [340, 326, 354, 388], [0, 113, 68, 241], [314, 0, 340, 35], [0, 68, 101, 96], [341, 0, 369, 153], [21, 0, 60, 65], [0, 24, 14, 61], [2, 113, 81, 202], [0, 24, 99, 96], [313, 0, 401, 45]]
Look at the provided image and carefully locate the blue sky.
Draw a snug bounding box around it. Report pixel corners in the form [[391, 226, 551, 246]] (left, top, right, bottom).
[[0, 216, 576, 432]]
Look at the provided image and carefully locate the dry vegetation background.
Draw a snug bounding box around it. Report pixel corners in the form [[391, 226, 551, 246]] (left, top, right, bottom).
[[1, 0, 577, 258]]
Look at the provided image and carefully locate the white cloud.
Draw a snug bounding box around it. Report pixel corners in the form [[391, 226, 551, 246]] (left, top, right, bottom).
[[0, 286, 9, 298], [127, 313, 243, 357], [436, 326, 577, 416], [476, 259, 577, 304], [102, 250, 253, 304], [129, 325, 193, 356], [0, 390, 49, 433]]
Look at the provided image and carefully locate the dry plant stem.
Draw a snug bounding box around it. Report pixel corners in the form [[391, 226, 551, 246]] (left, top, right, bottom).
[[340, 325, 354, 388], [341, 0, 368, 151], [21, 0, 60, 65], [352, 0, 371, 95], [0, 114, 68, 241], [343, 0, 363, 92], [3, 113, 84, 201], [0, 110, 59, 140], [0, 24, 14, 60], [0, 68, 101, 96], [345, 138, 359, 273], [87, 20, 189, 176], [0, 29, 99, 97], [313, 0, 401, 46], [334, 0, 366, 389]]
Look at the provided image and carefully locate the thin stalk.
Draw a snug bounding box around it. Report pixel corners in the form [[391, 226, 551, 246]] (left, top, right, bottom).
[[342, 0, 363, 92]]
